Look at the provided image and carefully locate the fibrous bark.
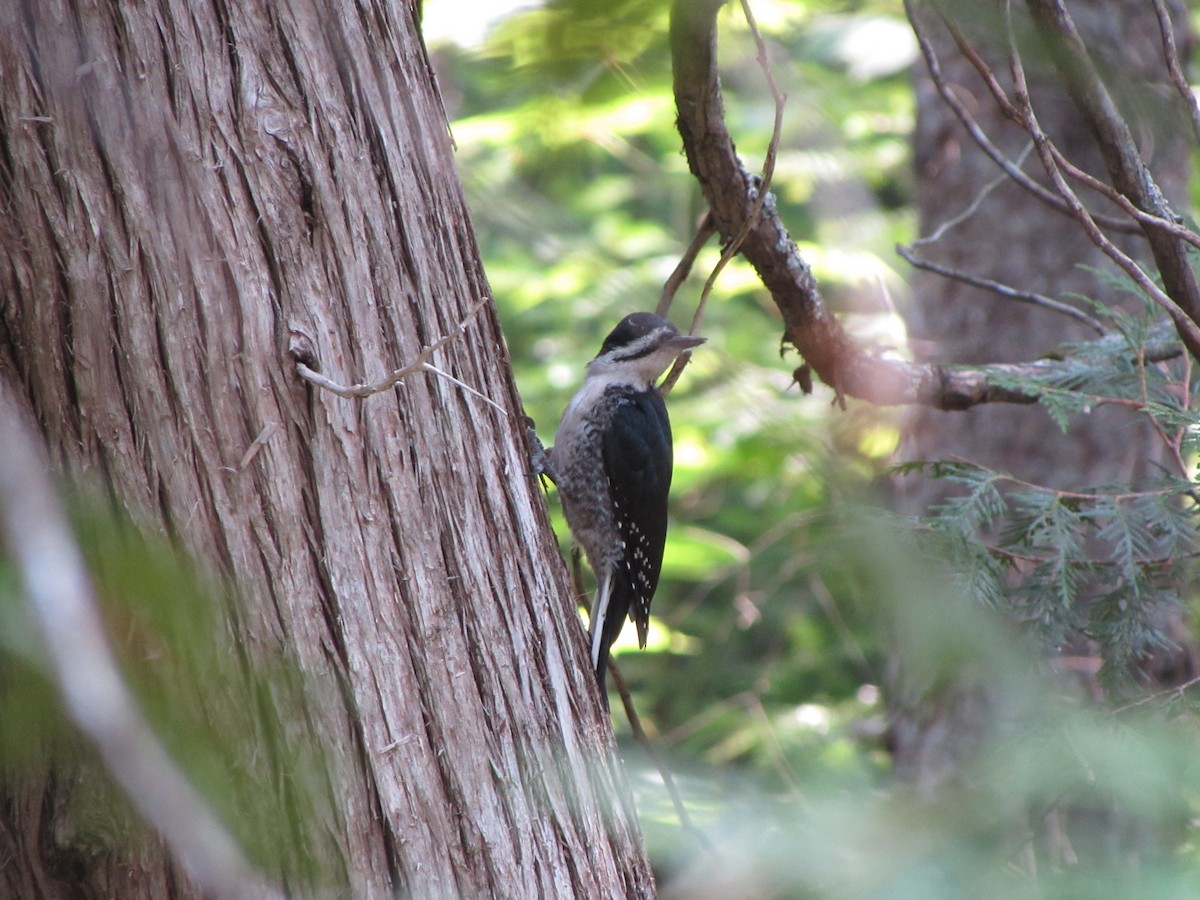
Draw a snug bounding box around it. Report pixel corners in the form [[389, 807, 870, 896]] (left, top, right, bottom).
[[0, 1, 653, 896]]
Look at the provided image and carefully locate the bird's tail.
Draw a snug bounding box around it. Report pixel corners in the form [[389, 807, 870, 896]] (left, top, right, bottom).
[[588, 575, 631, 708]]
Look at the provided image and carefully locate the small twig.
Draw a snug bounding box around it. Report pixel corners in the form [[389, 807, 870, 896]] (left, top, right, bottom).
[[1045, 142, 1200, 254], [657, 213, 718, 319], [896, 245, 1106, 335], [977, 536, 1193, 571], [1182, 351, 1193, 433], [912, 142, 1035, 247], [808, 572, 873, 676], [705, 0, 787, 294], [1003, 4, 1200, 355], [0, 389, 278, 899], [905, 474, 1200, 567], [980, 464, 1177, 504], [899, 138, 1106, 334], [1151, 0, 1200, 146], [294, 298, 505, 414], [568, 534, 708, 846], [608, 661, 712, 850], [1114, 670, 1200, 714], [743, 692, 806, 798], [1134, 343, 1189, 479], [663, 691, 806, 800], [905, 1, 1140, 235], [1133, 347, 1200, 502], [935, 5, 1025, 126], [1112, 671, 1200, 714]]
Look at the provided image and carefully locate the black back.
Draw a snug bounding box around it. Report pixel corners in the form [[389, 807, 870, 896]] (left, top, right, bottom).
[[597, 384, 672, 676]]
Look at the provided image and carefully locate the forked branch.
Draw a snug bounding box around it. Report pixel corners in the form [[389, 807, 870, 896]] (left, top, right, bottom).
[[669, 0, 1198, 409]]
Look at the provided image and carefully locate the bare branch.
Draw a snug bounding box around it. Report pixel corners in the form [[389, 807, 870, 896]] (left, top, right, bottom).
[[899, 140, 1106, 334], [608, 661, 712, 850], [673, 0, 868, 404], [1114, 671, 1200, 714], [933, 1, 1200, 253], [1044, 141, 1200, 253], [1006, 4, 1200, 357], [1023, 0, 1200, 358], [0, 387, 279, 900], [657, 212, 718, 318], [896, 243, 1107, 335], [922, 2, 1200, 255], [905, 0, 1140, 234], [1151, 0, 1200, 146], [911, 141, 1036, 247], [669, 0, 1178, 409], [663, 0, 786, 397], [292, 298, 506, 414]]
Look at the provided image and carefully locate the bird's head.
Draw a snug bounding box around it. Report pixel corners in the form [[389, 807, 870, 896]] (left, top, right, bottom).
[[587, 312, 705, 387]]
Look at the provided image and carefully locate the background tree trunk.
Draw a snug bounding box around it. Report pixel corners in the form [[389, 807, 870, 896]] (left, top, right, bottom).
[[892, 0, 1193, 793], [0, 1, 654, 896]]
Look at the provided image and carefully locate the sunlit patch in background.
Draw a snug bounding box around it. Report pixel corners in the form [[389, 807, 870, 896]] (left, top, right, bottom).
[[422, 0, 535, 49]]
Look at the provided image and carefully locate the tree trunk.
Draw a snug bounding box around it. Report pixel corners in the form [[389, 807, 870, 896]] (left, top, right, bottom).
[[0, 1, 654, 896], [892, 0, 1192, 793]]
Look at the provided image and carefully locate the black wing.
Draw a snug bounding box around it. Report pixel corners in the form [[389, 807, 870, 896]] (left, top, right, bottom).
[[601, 388, 673, 651]]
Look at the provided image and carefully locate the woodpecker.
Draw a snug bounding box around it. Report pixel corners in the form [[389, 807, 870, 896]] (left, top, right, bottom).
[[551, 312, 705, 695]]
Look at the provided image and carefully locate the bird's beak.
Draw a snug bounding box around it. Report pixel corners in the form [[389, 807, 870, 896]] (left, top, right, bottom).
[[665, 335, 706, 351]]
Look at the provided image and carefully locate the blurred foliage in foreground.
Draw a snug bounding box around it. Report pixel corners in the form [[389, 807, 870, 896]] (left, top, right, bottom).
[[643, 512, 1200, 898], [0, 495, 343, 887], [427, 0, 1200, 895]]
